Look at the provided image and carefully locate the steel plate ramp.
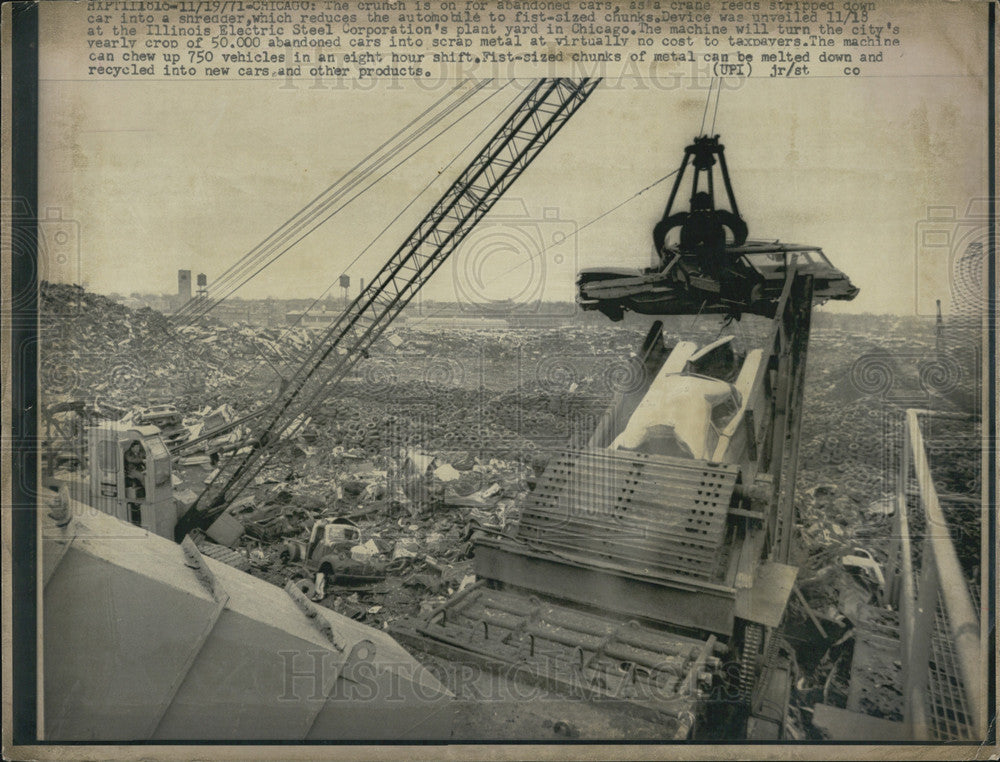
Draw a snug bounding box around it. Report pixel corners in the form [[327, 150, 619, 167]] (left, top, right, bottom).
[[391, 582, 725, 730], [517, 448, 739, 581]]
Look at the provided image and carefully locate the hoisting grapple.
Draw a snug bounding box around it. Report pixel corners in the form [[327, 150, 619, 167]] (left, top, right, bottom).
[[576, 134, 858, 321]]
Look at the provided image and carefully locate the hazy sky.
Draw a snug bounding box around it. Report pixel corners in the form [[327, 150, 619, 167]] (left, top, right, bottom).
[[38, 2, 989, 316]]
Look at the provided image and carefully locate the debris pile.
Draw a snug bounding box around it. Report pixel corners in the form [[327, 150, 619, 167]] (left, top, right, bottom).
[[41, 284, 983, 735], [40, 282, 311, 410], [187, 445, 531, 629]]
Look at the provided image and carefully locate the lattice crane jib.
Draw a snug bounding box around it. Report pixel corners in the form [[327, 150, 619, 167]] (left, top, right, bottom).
[[175, 78, 601, 541]]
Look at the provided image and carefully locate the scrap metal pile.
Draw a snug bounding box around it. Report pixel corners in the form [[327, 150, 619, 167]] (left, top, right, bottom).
[[40, 282, 314, 410], [40, 276, 982, 738], [35, 70, 985, 736], [39, 283, 646, 631]]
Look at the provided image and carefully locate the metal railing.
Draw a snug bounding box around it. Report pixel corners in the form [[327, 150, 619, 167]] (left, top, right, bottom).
[[885, 408, 984, 740]]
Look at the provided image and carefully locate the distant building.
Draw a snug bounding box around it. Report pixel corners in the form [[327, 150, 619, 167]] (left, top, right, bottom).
[[203, 300, 285, 327], [401, 300, 581, 329], [122, 293, 174, 313], [408, 316, 508, 331], [506, 314, 577, 329], [285, 308, 344, 331]]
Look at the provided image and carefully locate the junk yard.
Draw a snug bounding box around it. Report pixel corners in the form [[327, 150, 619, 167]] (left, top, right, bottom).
[[38, 78, 985, 743]]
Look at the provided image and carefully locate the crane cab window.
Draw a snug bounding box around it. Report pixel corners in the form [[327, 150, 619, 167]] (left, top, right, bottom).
[[146, 438, 170, 487], [124, 440, 146, 527], [97, 439, 118, 472]]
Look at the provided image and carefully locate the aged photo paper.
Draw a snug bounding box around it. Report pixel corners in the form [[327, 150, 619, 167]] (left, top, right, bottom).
[[3, 0, 996, 758]]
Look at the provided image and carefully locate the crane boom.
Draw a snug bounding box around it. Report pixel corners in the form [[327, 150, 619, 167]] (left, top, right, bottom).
[[175, 77, 601, 540]]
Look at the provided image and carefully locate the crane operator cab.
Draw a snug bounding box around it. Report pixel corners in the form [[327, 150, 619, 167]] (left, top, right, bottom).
[[88, 423, 176, 538]]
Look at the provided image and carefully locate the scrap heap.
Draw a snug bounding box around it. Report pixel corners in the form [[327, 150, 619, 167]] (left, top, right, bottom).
[[39, 126, 982, 741]]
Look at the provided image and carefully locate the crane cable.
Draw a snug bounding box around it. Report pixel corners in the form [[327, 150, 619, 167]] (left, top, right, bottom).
[[171, 82, 471, 324], [173, 79, 481, 323], [409, 82, 726, 333], [711, 77, 723, 135], [248, 81, 522, 380], [173, 79, 494, 326], [195, 80, 500, 327], [193, 87, 687, 419], [699, 78, 715, 136], [176, 80, 493, 327], [165, 82, 509, 392], [405, 167, 682, 332]]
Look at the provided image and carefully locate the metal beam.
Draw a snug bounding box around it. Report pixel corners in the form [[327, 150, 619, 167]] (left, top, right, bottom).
[[474, 538, 736, 635], [177, 78, 601, 537], [905, 408, 984, 737], [764, 270, 813, 563]]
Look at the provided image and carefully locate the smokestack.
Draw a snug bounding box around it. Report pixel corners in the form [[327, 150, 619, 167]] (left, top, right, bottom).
[[178, 270, 192, 302]]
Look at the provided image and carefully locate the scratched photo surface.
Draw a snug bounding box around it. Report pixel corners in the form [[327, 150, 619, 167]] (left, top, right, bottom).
[[15, 0, 992, 756]]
